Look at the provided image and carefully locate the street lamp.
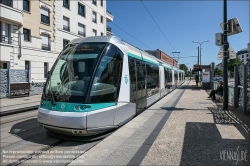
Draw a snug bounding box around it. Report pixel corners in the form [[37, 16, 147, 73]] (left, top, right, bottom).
[[192, 40, 209, 65], [192, 40, 209, 82]]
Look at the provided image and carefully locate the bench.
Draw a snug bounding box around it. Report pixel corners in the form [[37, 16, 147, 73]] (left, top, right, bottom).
[[10, 83, 30, 98], [215, 91, 223, 102]]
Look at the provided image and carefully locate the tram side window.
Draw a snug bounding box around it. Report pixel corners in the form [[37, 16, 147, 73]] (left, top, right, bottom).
[[128, 57, 136, 103], [146, 62, 159, 97], [164, 68, 171, 88], [90, 44, 123, 103], [174, 71, 178, 84]]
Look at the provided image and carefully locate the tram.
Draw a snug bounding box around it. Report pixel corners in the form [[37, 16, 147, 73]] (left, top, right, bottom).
[[38, 36, 184, 136]]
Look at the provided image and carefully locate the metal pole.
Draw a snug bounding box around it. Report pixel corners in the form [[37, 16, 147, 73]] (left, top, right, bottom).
[[223, 0, 228, 110], [234, 66, 238, 108], [197, 46, 199, 79], [243, 65, 248, 114]]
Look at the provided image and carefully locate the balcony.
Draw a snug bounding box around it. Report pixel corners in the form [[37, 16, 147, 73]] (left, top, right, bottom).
[[63, 25, 70, 32], [106, 26, 113, 36], [41, 44, 50, 51], [0, 2, 23, 25], [106, 10, 114, 22], [41, 14, 50, 25], [78, 31, 85, 37], [0, 35, 13, 44]]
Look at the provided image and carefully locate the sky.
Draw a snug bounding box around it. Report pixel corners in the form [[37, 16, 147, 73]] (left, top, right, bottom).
[[106, 0, 249, 70]]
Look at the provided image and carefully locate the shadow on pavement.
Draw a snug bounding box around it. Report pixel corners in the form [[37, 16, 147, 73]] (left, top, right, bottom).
[[180, 122, 250, 165], [8, 118, 107, 145]]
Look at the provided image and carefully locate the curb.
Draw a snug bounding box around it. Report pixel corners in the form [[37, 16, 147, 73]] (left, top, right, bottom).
[[0, 105, 39, 117]]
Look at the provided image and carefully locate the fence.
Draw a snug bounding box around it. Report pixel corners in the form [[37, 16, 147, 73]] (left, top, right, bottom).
[[211, 64, 250, 114], [0, 69, 45, 98]]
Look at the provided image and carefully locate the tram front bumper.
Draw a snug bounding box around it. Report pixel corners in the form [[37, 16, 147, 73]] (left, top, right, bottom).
[[38, 108, 88, 135]]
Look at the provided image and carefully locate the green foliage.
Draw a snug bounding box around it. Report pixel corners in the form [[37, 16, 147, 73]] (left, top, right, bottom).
[[214, 68, 222, 76], [228, 57, 243, 73], [179, 64, 188, 75]]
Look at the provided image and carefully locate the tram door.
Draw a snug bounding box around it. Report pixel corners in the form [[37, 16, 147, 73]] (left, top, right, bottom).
[[135, 60, 147, 114]]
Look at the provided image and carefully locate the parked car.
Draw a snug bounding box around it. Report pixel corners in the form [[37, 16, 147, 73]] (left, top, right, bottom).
[[212, 77, 223, 82]]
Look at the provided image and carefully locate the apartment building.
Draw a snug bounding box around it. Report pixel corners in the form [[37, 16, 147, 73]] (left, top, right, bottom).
[[0, 0, 114, 82], [54, 0, 113, 52], [237, 43, 250, 65], [0, 0, 23, 69]]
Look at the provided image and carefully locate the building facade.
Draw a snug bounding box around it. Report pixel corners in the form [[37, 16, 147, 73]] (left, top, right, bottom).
[[237, 43, 250, 65], [0, 0, 114, 82], [54, 0, 113, 53], [145, 49, 178, 67]]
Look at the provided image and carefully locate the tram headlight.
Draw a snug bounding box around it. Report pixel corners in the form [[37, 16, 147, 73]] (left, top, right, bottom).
[[75, 105, 79, 110]]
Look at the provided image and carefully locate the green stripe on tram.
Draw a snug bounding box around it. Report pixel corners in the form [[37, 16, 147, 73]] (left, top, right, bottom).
[[128, 52, 159, 65], [40, 100, 116, 112]]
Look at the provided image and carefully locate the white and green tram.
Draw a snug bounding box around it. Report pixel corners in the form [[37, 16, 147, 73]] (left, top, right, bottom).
[[38, 36, 184, 136]]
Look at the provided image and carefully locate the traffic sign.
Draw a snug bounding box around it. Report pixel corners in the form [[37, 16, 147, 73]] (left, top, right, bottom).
[[217, 46, 224, 60], [217, 45, 236, 60], [228, 45, 236, 59]]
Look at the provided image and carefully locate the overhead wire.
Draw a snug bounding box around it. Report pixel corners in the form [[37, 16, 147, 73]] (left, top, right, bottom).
[[140, 0, 177, 58], [78, 0, 153, 50], [110, 22, 152, 50]]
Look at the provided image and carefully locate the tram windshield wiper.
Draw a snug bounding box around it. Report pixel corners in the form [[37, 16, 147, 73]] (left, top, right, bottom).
[[48, 71, 56, 105]]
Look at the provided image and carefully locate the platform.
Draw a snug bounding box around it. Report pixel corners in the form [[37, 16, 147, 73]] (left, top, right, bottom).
[[68, 80, 249, 165]]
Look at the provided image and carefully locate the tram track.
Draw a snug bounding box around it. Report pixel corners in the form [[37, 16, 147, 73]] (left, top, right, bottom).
[[1, 110, 106, 166]]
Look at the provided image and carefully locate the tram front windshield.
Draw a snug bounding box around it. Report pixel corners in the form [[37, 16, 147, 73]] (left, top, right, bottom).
[[43, 42, 107, 103]]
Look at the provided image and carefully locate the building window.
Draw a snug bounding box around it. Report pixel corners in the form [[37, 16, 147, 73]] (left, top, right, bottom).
[[247, 54, 249, 57], [242, 55, 244, 58], [78, 3, 85, 17], [92, 11, 97, 23], [25, 61, 30, 71], [41, 7, 50, 25], [1, 23, 12, 44], [44, 62, 48, 78], [100, 16, 103, 23], [3, 63, 7, 69], [78, 23, 85, 37], [63, 0, 69, 9], [23, 0, 30, 12], [23, 28, 30, 41], [100, 0, 103, 7], [41, 34, 50, 51], [63, 39, 69, 48], [92, 29, 97, 36], [0, 0, 13, 7], [92, 0, 96, 6], [63, 16, 70, 31]]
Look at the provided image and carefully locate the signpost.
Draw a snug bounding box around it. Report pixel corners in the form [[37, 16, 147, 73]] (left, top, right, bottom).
[[217, 45, 236, 60]]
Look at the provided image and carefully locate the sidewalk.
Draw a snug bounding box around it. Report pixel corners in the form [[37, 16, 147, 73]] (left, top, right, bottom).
[[0, 94, 41, 115], [69, 80, 249, 165]]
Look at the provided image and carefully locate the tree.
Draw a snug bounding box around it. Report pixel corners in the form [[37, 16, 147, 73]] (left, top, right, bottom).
[[228, 57, 243, 73], [179, 64, 188, 75], [214, 68, 222, 76]]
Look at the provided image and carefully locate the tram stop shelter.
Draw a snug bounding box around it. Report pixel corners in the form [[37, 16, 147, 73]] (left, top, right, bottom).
[[193, 62, 215, 89]]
